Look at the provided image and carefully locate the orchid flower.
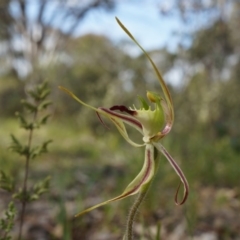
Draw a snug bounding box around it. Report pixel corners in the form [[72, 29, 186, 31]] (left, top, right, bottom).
[[59, 18, 189, 218]]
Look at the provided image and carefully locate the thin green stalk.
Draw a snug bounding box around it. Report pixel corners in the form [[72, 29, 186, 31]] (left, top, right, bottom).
[[17, 111, 38, 240], [124, 183, 151, 240], [2, 230, 8, 240]]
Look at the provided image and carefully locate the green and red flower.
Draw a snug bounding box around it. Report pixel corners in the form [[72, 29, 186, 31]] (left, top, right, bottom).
[[59, 18, 189, 217]]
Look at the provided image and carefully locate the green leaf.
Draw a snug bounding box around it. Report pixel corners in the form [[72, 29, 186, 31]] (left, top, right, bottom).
[[12, 188, 24, 201], [38, 100, 52, 110], [38, 81, 48, 92], [13, 188, 31, 202], [39, 89, 50, 100], [15, 112, 27, 127], [9, 134, 23, 153], [29, 176, 51, 201], [9, 135, 30, 156], [28, 88, 50, 101], [21, 100, 37, 112], [16, 112, 38, 130], [0, 201, 16, 239], [0, 171, 14, 192], [27, 89, 39, 100], [38, 114, 51, 125], [30, 140, 52, 159]]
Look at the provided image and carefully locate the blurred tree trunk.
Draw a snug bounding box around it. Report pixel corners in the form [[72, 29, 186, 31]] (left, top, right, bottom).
[[0, 0, 115, 81]]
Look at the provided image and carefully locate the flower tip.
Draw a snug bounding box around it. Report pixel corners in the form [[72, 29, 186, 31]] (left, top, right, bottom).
[[115, 17, 122, 27], [147, 91, 156, 103], [58, 86, 72, 97], [58, 86, 67, 92], [74, 212, 82, 218], [174, 181, 189, 206]]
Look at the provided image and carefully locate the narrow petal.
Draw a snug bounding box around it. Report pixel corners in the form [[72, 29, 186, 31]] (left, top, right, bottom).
[[108, 116, 145, 147], [99, 107, 143, 134], [116, 17, 174, 124], [151, 99, 173, 141], [153, 142, 189, 205], [161, 99, 173, 135], [99, 107, 144, 147], [75, 143, 155, 217], [59, 87, 144, 146], [58, 86, 98, 112]]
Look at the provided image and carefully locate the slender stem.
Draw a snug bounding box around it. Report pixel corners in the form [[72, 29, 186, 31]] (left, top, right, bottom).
[[17, 111, 38, 240], [124, 147, 160, 240], [124, 183, 151, 240], [3, 231, 8, 239]]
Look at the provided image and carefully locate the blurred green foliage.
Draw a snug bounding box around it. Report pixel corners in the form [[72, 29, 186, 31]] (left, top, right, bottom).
[[0, 202, 16, 240], [0, 1, 240, 239]]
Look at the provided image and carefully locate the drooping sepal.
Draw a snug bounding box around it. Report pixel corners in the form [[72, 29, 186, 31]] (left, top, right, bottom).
[[153, 142, 189, 205], [75, 143, 155, 217]]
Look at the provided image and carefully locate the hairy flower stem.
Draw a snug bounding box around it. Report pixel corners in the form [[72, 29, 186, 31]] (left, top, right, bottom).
[[17, 111, 38, 240], [124, 148, 159, 240], [124, 183, 151, 240]]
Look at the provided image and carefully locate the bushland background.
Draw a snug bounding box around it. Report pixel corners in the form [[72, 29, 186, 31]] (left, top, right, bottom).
[[0, 0, 240, 239]]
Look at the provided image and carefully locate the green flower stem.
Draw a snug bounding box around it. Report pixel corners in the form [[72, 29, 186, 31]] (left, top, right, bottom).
[[124, 182, 151, 240], [124, 147, 159, 240]]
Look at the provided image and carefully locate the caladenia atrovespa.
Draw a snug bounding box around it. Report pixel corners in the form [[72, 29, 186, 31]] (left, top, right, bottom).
[[59, 17, 189, 239]]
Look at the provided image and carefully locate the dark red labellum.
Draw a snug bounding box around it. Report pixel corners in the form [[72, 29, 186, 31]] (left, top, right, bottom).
[[110, 105, 136, 115]]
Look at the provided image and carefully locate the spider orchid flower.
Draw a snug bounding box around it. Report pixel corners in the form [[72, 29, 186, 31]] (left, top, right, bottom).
[[59, 18, 189, 217]]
